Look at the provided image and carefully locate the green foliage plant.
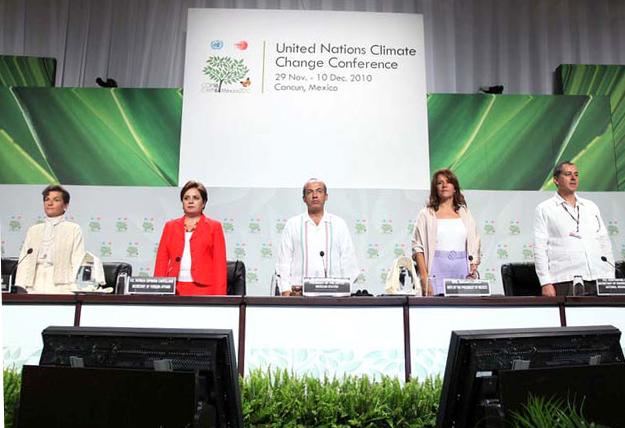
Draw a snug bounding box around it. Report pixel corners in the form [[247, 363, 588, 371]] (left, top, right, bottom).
[[240, 368, 441, 427], [4, 367, 21, 428], [511, 395, 609, 428]]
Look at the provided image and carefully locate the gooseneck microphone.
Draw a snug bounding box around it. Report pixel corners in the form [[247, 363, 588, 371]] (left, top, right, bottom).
[[319, 251, 327, 278], [12, 248, 34, 288], [16, 248, 34, 267]]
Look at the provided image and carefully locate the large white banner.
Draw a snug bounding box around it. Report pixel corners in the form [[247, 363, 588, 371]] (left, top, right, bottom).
[[180, 9, 430, 189]]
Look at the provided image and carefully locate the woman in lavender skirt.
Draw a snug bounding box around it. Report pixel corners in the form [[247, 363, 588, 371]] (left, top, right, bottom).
[[412, 169, 481, 296]]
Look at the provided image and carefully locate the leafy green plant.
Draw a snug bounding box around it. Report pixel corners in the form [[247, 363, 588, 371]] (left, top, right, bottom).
[[511, 395, 608, 428], [4, 367, 21, 428], [240, 368, 441, 427]]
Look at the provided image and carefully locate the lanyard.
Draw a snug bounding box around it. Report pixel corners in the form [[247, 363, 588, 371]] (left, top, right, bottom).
[[561, 203, 580, 232]]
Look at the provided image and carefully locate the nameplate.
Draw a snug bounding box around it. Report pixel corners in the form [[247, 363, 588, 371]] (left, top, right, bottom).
[[596, 278, 625, 296], [126, 277, 176, 295], [444, 279, 491, 297], [303, 277, 351, 297]]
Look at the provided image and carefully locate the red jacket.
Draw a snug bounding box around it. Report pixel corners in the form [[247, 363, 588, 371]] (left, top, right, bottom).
[[154, 215, 227, 295]]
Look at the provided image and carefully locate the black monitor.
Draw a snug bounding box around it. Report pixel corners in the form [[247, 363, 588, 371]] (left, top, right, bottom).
[[437, 325, 625, 428], [18, 365, 199, 428], [38, 326, 243, 428]]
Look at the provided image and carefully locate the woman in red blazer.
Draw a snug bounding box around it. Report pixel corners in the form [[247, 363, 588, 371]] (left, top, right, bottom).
[[154, 181, 227, 295]]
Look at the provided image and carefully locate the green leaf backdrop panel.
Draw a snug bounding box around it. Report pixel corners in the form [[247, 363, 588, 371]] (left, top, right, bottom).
[[0, 88, 182, 186], [0, 56, 56, 87], [427, 94, 617, 191], [558, 64, 625, 190], [0, 89, 58, 182]]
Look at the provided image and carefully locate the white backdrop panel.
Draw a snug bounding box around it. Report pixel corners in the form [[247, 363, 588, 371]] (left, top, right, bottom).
[[2, 304, 75, 368], [78, 304, 240, 355], [180, 9, 430, 189], [244, 306, 405, 378], [409, 306, 562, 379]]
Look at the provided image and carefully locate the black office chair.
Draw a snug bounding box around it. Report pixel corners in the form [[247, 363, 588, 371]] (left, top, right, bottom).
[[501, 262, 542, 296], [1, 257, 19, 291], [227, 260, 246, 295], [102, 262, 133, 294], [616, 261, 625, 279]]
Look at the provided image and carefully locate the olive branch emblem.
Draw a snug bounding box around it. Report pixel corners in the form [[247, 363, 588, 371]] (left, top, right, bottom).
[[203, 56, 249, 92]]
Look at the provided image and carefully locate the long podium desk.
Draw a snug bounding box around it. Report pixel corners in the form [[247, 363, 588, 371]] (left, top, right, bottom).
[[4, 295, 625, 380]]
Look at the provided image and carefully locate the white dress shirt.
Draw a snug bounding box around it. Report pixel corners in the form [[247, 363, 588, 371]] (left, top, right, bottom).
[[275, 211, 359, 292], [534, 192, 614, 285]]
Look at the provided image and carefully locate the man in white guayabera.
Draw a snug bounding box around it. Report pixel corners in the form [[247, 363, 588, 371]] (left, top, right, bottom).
[[534, 161, 615, 296], [275, 179, 359, 296]]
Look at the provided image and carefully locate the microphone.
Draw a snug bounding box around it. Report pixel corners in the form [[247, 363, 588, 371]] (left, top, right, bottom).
[[468, 255, 480, 279], [12, 248, 33, 289], [319, 251, 327, 278], [601, 256, 623, 277], [19, 248, 34, 262]]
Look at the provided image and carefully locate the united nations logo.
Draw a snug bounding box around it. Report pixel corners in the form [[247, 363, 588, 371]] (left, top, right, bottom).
[[210, 40, 224, 49]]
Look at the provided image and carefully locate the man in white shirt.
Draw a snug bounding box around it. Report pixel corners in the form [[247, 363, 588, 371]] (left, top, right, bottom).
[[534, 161, 614, 296], [276, 179, 359, 296]]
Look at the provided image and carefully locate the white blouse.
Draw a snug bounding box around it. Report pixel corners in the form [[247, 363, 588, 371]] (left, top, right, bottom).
[[435, 218, 467, 251], [178, 231, 194, 282]]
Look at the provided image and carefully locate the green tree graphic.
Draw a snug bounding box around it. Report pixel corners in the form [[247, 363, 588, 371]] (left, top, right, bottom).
[[203, 56, 249, 92]]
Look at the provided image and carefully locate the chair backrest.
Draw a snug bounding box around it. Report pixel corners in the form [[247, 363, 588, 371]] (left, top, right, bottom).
[[616, 261, 625, 279], [1, 257, 18, 286], [102, 262, 133, 294], [500, 263, 542, 296], [227, 260, 246, 295]]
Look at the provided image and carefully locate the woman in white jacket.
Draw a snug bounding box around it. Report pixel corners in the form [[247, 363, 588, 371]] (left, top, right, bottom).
[[412, 169, 480, 296], [15, 185, 85, 294]]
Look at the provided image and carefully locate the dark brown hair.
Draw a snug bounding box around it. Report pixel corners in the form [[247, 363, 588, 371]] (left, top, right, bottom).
[[42, 185, 70, 204], [427, 169, 467, 211], [553, 160, 575, 178], [180, 180, 208, 205]]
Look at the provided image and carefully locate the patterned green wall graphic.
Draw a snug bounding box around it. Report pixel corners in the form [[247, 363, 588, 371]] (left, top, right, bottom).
[[558, 64, 625, 190], [0, 55, 56, 87], [0, 88, 182, 186], [428, 94, 618, 191]]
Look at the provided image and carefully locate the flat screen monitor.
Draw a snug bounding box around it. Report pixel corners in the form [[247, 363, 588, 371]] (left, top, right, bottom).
[[18, 365, 198, 428], [437, 325, 624, 428], [38, 326, 243, 428]]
